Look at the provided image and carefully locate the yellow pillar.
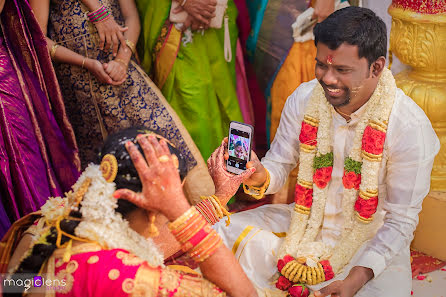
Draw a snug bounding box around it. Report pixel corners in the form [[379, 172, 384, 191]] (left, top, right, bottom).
[[388, 1, 446, 260]]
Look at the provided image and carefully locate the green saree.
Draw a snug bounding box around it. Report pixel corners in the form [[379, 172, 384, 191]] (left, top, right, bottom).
[[136, 0, 243, 159]]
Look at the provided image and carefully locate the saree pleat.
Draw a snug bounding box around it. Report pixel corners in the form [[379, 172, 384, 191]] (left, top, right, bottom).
[[0, 0, 80, 236]]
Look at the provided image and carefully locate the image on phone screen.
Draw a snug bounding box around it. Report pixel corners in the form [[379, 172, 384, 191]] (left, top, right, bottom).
[[227, 128, 250, 170]]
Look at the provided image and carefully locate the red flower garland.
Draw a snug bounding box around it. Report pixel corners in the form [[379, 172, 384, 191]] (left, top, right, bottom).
[[295, 184, 313, 208], [299, 121, 318, 146], [354, 196, 379, 219], [362, 126, 386, 155], [342, 170, 361, 190], [313, 167, 333, 189], [320, 260, 335, 281], [276, 275, 293, 291]]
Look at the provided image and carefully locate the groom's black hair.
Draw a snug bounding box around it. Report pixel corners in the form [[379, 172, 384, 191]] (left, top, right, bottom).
[[313, 6, 387, 66]]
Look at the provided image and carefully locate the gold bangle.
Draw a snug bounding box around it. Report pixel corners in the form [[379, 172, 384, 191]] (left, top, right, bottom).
[[81, 57, 87, 69], [168, 207, 197, 230], [242, 168, 270, 200], [115, 58, 128, 68], [124, 39, 136, 55], [50, 44, 59, 60]]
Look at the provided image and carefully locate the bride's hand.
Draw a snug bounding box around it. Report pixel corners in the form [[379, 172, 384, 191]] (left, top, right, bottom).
[[207, 139, 256, 205], [113, 135, 190, 221]]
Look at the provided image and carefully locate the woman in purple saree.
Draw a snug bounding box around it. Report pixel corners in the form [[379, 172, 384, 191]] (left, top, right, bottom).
[[0, 0, 80, 237]]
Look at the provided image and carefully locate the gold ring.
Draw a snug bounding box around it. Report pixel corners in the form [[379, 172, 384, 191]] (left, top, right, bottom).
[[158, 155, 170, 162]]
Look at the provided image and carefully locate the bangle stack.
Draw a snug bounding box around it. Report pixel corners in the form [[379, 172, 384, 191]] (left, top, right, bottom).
[[243, 169, 271, 200], [87, 5, 111, 23], [197, 195, 231, 226], [169, 207, 222, 263]]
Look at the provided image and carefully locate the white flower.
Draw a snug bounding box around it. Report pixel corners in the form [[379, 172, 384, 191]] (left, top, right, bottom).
[[41, 196, 67, 222]]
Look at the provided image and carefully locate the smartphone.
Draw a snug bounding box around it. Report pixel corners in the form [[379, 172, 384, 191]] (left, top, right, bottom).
[[226, 121, 254, 174]]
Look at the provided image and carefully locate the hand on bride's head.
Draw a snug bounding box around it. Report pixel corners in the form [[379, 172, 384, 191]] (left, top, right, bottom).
[[113, 135, 190, 221]]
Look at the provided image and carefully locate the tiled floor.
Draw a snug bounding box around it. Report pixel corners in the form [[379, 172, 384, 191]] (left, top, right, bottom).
[[412, 265, 446, 297]]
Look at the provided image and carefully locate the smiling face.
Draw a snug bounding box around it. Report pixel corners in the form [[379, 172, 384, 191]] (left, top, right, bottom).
[[315, 42, 380, 111]]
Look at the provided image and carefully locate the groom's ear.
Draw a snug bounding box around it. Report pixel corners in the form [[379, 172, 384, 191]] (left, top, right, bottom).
[[370, 56, 386, 78]]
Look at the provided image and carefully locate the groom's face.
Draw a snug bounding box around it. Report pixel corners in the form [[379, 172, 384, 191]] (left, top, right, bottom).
[[315, 42, 375, 109]]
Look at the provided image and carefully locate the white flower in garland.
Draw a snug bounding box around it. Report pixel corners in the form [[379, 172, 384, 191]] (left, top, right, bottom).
[[74, 165, 164, 267]]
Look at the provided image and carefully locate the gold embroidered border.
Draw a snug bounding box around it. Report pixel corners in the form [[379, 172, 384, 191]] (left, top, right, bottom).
[[232, 226, 254, 255], [131, 263, 160, 297]]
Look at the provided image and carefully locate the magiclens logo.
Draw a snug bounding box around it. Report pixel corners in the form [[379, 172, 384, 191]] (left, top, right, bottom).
[[2, 274, 66, 293]]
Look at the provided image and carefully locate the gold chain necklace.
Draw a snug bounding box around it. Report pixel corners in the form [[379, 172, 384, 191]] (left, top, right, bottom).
[[334, 107, 352, 121]]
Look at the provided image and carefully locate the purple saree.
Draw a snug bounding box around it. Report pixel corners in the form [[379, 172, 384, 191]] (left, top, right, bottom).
[[0, 0, 80, 237]]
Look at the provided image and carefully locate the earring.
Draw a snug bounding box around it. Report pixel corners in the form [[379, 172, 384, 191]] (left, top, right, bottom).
[[148, 212, 159, 237]]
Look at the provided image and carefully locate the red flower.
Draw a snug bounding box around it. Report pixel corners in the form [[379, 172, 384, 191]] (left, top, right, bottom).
[[362, 126, 386, 155], [288, 284, 310, 297], [277, 255, 295, 272], [295, 184, 313, 208], [276, 276, 293, 291], [354, 196, 378, 219], [320, 260, 335, 281], [299, 122, 318, 146], [342, 170, 361, 190], [313, 167, 333, 189]]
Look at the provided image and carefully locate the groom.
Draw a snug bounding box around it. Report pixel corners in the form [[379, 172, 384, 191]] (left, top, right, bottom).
[[210, 6, 439, 297]]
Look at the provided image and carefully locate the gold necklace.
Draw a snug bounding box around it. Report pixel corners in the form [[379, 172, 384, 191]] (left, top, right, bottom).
[[334, 107, 352, 121]]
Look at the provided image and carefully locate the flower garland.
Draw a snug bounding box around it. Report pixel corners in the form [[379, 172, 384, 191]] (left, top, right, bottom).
[[41, 165, 164, 268], [276, 68, 396, 291]]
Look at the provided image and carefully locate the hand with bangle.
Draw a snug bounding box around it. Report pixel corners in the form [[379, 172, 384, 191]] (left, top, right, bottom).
[[113, 135, 191, 222], [87, 4, 129, 56]]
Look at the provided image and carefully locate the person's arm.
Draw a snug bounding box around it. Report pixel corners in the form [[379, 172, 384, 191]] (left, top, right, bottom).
[[0, 0, 5, 13], [312, 0, 335, 23], [115, 135, 257, 297], [259, 82, 313, 194], [102, 0, 140, 83], [29, 0, 121, 85], [81, 0, 128, 54], [316, 104, 440, 297]]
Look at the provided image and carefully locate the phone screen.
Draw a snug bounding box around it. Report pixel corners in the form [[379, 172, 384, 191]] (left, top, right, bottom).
[[227, 128, 251, 170]]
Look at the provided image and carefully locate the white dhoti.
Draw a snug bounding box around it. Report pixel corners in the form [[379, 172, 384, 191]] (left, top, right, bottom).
[[214, 204, 412, 297]]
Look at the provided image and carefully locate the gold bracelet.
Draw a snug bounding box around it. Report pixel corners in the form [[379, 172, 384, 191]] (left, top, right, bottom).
[[242, 168, 271, 200], [50, 44, 59, 60], [114, 58, 128, 68], [125, 39, 136, 55], [81, 57, 87, 69]]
